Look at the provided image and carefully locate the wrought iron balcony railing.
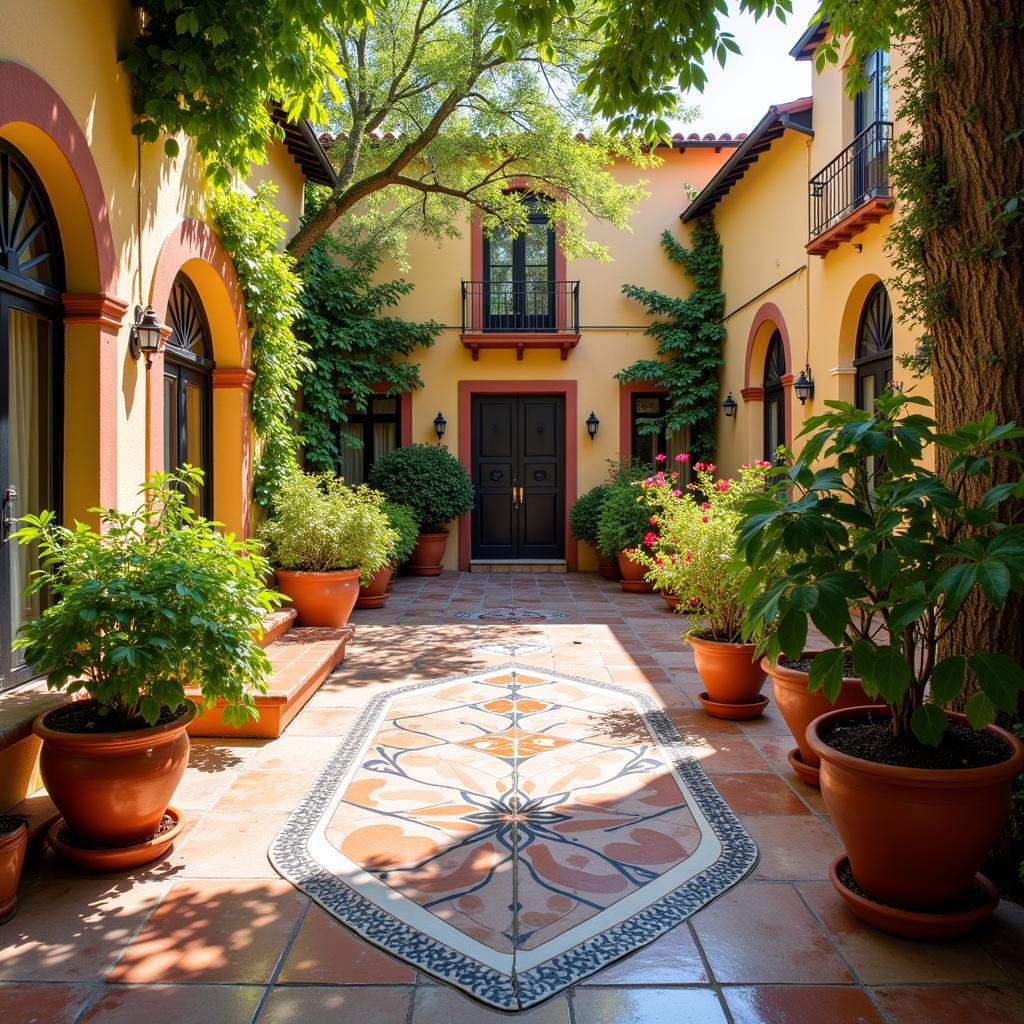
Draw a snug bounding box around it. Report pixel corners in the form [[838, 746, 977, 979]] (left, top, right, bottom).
[[461, 280, 580, 334], [808, 121, 893, 241]]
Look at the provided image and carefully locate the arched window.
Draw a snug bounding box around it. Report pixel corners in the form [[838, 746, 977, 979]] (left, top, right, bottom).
[[855, 283, 893, 412], [164, 274, 214, 515], [0, 142, 64, 690], [762, 330, 787, 462]]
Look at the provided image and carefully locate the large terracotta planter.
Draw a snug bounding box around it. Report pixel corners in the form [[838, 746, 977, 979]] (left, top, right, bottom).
[[595, 546, 620, 579], [0, 818, 27, 924], [807, 706, 1024, 914], [616, 551, 652, 592], [688, 635, 766, 706], [356, 565, 392, 609], [276, 567, 360, 626], [764, 652, 876, 786], [33, 699, 195, 851], [409, 531, 447, 576]]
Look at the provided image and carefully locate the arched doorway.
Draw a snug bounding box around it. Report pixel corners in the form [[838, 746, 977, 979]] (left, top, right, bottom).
[[164, 273, 215, 515], [855, 282, 893, 411], [0, 141, 63, 690], [762, 330, 787, 462]]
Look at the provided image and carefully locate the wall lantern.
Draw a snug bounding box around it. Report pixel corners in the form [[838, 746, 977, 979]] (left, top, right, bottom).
[[793, 366, 815, 405], [129, 304, 166, 369], [586, 411, 600, 440], [433, 411, 447, 442], [722, 392, 738, 418]]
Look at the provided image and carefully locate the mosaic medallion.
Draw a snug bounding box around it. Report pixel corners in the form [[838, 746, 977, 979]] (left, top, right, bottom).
[[454, 606, 569, 623], [475, 640, 551, 656], [270, 665, 757, 1010]]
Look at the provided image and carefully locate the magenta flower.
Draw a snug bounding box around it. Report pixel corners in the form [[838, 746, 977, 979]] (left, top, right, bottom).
[[675, 453, 690, 462], [671, 488, 682, 497], [643, 531, 658, 547], [714, 479, 731, 493], [701, 515, 709, 523], [649, 516, 658, 525], [655, 453, 666, 463]]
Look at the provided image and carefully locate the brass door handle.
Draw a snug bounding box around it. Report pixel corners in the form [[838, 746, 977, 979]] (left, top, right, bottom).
[[511, 485, 524, 508]]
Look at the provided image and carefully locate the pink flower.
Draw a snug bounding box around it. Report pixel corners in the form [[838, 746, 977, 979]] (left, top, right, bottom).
[[655, 453, 666, 462], [675, 453, 690, 463], [684, 551, 694, 562], [741, 463, 749, 470], [694, 461, 706, 471], [708, 463, 717, 472], [714, 479, 731, 493], [670, 471, 679, 479], [701, 515, 709, 523], [655, 559, 664, 568], [701, 502, 710, 511], [671, 488, 682, 497], [755, 459, 772, 469], [649, 517, 658, 525]]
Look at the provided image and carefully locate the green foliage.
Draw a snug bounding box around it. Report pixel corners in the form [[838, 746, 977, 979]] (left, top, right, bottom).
[[596, 483, 651, 558], [616, 217, 726, 462], [12, 469, 280, 730], [570, 484, 612, 544], [736, 390, 1024, 745], [211, 184, 310, 509], [368, 444, 475, 533], [384, 502, 420, 565], [260, 473, 396, 583]]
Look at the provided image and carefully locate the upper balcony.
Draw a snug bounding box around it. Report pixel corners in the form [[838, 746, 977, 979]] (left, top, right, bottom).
[[807, 121, 894, 256], [460, 280, 581, 360]]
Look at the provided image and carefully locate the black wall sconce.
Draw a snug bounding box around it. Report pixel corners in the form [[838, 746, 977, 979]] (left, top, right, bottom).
[[586, 411, 600, 440], [129, 304, 166, 369], [793, 366, 815, 405], [722, 393, 737, 418], [433, 411, 447, 442]]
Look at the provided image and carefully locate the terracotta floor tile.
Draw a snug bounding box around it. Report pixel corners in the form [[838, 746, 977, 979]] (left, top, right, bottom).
[[724, 985, 885, 1024], [277, 906, 416, 985], [0, 983, 94, 1023], [798, 880, 1010, 984], [571, 987, 727, 1024], [109, 880, 306, 984], [709, 773, 809, 815], [691, 882, 853, 984], [257, 985, 413, 1023], [978, 898, 1024, 985], [283, 708, 359, 735], [872, 984, 1024, 1024], [247, 735, 340, 772], [212, 770, 319, 814], [741, 815, 842, 880], [172, 811, 290, 878], [0, 878, 171, 982], [581, 924, 708, 985], [78, 984, 264, 1023], [173, 765, 244, 811], [410, 985, 569, 1022], [683, 734, 772, 774]]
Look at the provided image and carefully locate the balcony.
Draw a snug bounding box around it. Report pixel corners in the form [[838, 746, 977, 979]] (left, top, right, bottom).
[[460, 280, 581, 360], [807, 121, 894, 256]]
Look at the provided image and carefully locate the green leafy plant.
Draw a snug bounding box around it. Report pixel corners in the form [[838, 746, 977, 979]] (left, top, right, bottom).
[[635, 457, 775, 640], [596, 483, 651, 558], [12, 469, 280, 729], [616, 217, 726, 462], [384, 501, 419, 565], [737, 390, 1024, 745], [570, 484, 612, 544], [260, 473, 397, 583], [368, 445, 474, 534]]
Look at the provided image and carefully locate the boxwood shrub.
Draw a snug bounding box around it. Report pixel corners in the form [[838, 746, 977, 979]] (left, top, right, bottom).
[[369, 444, 474, 533], [570, 484, 612, 544], [596, 483, 651, 558]]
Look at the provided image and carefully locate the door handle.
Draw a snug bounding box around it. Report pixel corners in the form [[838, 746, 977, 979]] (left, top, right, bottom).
[[517, 486, 524, 507], [3, 486, 17, 542]]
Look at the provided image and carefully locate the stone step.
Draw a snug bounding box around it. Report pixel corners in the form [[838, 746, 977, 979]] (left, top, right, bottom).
[[470, 560, 568, 574], [187, 625, 354, 739], [257, 606, 298, 648], [0, 686, 69, 813]]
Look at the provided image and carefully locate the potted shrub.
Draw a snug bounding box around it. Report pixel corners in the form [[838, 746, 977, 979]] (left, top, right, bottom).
[[637, 458, 775, 718], [261, 473, 397, 626], [369, 444, 474, 575], [738, 392, 1024, 938], [570, 484, 618, 577], [15, 469, 278, 870], [0, 816, 27, 923], [357, 500, 418, 608], [597, 483, 655, 592]]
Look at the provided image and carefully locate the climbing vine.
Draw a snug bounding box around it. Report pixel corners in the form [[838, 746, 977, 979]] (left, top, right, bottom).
[[211, 183, 309, 509], [616, 216, 726, 461]]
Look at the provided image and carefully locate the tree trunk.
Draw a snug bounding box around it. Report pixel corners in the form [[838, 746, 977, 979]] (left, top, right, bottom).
[[922, 0, 1024, 683]]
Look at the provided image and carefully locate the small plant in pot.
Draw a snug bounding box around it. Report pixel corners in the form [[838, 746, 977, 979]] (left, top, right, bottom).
[[637, 458, 776, 718], [357, 500, 418, 608], [261, 473, 397, 626], [369, 444, 474, 575], [570, 484, 618, 578], [596, 483, 656, 592], [15, 469, 278, 870], [0, 815, 28, 923], [738, 391, 1024, 939]]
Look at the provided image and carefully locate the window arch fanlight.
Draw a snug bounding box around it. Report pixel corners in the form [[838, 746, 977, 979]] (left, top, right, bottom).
[[854, 282, 893, 412], [762, 330, 787, 462], [164, 273, 214, 515]]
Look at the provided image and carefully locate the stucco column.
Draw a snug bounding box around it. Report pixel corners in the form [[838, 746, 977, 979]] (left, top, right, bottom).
[[740, 386, 764, 463], [211, 368, 256, 538]]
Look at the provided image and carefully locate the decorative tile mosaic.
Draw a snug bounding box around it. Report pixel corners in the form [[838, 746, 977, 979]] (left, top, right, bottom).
[[454, 606, 569, 623], [475, 640, 551, 656], [270, 665, 757, 1011]]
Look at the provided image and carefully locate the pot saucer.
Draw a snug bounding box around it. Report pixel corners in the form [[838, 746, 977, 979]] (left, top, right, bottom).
[[697, 692, 769, 721], [47, 806, 184, 872], [787, 747, 821, 787], [830, 855, 999, 940], [619, 580, 653, 593]]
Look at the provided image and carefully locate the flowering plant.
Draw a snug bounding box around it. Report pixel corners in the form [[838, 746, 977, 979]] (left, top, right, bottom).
[[634, 457, 774, 641]]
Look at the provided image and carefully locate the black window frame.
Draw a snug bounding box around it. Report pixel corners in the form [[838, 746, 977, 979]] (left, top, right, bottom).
[[339, 395, 403, 485], [762, 330, 787, 463], [854, 282, 894, 412]]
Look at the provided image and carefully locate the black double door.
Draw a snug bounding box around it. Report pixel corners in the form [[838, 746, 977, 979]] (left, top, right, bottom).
[[471, 395, 564, 560]]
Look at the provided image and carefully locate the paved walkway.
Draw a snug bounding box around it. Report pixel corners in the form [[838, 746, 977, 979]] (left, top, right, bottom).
[[1, 572, 1022, 1023]]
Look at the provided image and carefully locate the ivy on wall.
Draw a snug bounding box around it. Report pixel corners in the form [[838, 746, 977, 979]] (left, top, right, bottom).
[[616, 215, 726, 461], [210, 183, 310, 509]]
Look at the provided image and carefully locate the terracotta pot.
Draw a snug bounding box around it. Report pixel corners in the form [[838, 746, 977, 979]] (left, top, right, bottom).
[[807, 706, 1024, 911], [616, 551, 653, 592], [764, 652, 877, 786], [0, 820, 28, 923], [33, 699, 195, 849], [408, 531, 448, 576], [356, 565, 392, 609], [687, 635, 766, 705], [276, 567, 361, 627], [661, 593, 680, 611], [47, 806, 184, 873], [595, 546, 620, 579]]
